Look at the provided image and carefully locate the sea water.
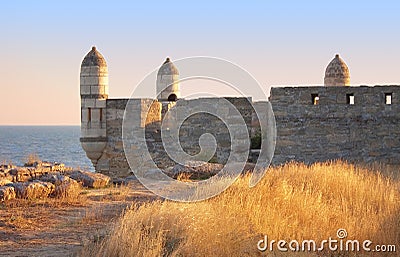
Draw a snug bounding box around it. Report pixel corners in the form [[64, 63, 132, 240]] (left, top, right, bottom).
[[0, 126, 93, 170]]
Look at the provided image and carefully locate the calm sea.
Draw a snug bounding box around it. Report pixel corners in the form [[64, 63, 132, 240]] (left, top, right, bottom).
[[0, 126, 93, 170]]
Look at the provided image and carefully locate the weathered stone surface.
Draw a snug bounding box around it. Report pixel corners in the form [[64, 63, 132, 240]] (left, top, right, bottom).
[[67, 170, 110, 188], [0, 186, 16, 201], [81, 46, 107, 68], [0, 161, 88, 201], [3, 162, 72, 183], [8, 168, 32, 182], [165, 161, 224, 180], [324, 54, 350, 87], [112, 175, 137, 185], [270, 86, 400, 165], [13, 181, 55, 199], [38, 173, 66, 184], [52, 175, 81, 198]]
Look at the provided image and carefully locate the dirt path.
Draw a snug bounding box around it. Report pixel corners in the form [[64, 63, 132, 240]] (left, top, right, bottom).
[[0, 181, 157, 257]]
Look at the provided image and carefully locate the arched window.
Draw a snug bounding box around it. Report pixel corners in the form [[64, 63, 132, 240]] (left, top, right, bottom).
[[167, 94, 178, 101]]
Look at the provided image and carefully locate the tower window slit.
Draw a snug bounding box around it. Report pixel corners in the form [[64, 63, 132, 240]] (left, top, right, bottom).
[[346, 94, 354, 105], [99, 108, 103, 128], [385, 93, 392, 105], [311, 94, 319, 105], [88, 108, 91, 122]]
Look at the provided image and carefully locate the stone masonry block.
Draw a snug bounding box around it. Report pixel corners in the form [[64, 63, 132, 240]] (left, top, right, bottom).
[[86, 76, 99, 85], [80, 85, 91, 95], [90, 86, 101, 95], [80, 67, 91, 75], [89, 66, 100, 75], [95, 99, 107, 108], [81, 108, 89, 122], [83, 98, 95, 108], [106, 108, 117, 120], [91, 108, 101, 121], [98, 76, 108, 85]]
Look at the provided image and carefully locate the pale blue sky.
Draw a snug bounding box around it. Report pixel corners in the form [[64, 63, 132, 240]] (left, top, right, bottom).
[[1, 1, 399, 124]]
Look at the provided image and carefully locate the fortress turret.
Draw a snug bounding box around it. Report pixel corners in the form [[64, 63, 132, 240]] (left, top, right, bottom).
[[156, 57, 180, 101], [80, 46, 108, 167], [324, 54, 350, 86]]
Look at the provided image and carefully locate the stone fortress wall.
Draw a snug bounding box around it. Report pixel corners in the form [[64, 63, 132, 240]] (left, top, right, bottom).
[[79, 47, 400, 178], [270, 86, 400, 166], [95, 97, 256, 178], [95, 86, 400, 178]]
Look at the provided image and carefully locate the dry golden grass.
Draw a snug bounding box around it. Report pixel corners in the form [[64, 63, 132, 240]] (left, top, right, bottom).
[[87, 183, 133, 202], [24, 153, 41, 166], [4, 186, 87, 209], [80, 161, 400, 257], [0, 192, 88, 232], [176, 172, 193, 182]]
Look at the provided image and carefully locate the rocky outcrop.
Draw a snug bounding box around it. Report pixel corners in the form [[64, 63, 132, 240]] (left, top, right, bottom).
[[38, 173, 82, 198], [0, 186, 16, 201], [53, 175, 82, 198], [162, 161, 256, 180], [165, 161, 224, 180], [13, 181, 55, 199], [0, 161, 110, 201], [4, 162, 72, 182], [67, 170, 110, 188]]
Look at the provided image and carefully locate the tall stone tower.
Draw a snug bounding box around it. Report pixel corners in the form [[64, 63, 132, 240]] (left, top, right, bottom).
[[80, 46, 108, 167], [324, 54, 350, 86], [156, 57, 180, 101]]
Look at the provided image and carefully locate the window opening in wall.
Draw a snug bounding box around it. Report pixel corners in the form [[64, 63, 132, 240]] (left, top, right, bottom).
[[346, 93, 354, 105], [385, 93, 392, 105], [88, 108, 92, 121], [99, 108, 103, 128], [311, 94, 319, 105], [168, 93, 178, 101]]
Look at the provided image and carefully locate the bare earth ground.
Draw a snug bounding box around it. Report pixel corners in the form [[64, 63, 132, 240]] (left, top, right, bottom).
[[0, 181, 157, 257]]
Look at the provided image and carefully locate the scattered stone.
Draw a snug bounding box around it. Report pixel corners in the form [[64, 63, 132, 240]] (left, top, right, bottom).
[[0, 178, 13, 187], [52, 175, 81, 198], [34, 161, 67, 172], [112, 175, 137, 185], [9, 168, 33, 182], [164, 162, 257, 180], [0, 186, 16, 201], [67, 170, 110, 188], [1, 161, 72, 183], [13, 181, 55, 199], [39, 173, 67, 184], [167, 161, 224, 180], [0, 160, 102, 201]]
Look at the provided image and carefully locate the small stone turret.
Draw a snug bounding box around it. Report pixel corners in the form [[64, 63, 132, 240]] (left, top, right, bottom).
[[156, 57, 180, 101], [80, 46, 108, 167], [324, 54, 350, 86]]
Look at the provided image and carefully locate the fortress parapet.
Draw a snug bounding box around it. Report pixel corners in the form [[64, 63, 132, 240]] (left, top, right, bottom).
[[270, 85, 400, 165]]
